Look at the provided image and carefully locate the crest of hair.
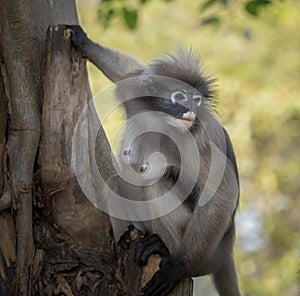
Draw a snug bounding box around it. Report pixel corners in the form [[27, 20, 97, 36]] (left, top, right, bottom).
[[144, 47, 217, 106]]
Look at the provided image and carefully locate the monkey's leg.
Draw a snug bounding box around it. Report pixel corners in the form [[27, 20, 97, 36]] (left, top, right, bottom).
[[142, 180, 240, 296], [212, 255, 241, 296], [134, 234, 170, 266]]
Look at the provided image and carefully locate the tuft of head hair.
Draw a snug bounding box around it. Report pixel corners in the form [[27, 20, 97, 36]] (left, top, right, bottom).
[[144, 47, 217, 101]]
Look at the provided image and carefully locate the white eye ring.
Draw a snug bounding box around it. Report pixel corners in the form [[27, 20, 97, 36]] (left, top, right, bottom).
[[171, 91, 187, 104], [193, 95, 203, 106]]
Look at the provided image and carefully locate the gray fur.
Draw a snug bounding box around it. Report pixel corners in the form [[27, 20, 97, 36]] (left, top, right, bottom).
[[70, 26, 241, 296], [144, 47, 217, 100], [79, 39, 144, 82]]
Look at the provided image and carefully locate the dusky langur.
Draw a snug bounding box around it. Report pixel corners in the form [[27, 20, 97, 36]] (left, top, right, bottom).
[[68, 25, 241, 296]]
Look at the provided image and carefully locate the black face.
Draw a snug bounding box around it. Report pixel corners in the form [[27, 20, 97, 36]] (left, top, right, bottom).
[[145, 96, 189, 119], [142, 96, 201, 132], [124, 96, 188, 118], [118, 74, 204, 126]]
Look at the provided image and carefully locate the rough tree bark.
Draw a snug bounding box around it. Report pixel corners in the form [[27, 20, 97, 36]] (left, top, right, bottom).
[[0, 1, 193, 296]]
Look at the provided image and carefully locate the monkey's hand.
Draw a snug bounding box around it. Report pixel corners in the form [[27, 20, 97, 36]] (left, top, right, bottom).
[[135, 234, 170, 267], [141, 257, 184, 296], [66, 25, 92, 58]]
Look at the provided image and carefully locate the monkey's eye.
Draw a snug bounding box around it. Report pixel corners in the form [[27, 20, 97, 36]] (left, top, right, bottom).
[[193, 95, 203, 106], [171, 91, 187, 104]]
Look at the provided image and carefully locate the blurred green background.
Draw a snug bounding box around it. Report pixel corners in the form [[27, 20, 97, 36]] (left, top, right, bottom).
[[76, 0, 300, 295]]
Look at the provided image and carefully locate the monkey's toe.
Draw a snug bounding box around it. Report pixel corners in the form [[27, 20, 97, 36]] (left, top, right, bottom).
[[135, 234, 170, 266], [141, 257, 184, 296]]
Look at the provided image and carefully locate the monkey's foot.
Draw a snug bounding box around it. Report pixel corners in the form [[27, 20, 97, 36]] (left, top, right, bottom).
[[134, 234, 170, 267], [141, 257, 183, 296]]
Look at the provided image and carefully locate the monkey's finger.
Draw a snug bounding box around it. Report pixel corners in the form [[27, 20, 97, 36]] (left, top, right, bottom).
[[152, 284, 174, 296], [135, 235, 157, 265], [135, 236, 167, 266], [64, 24, 83, 37], [141, 271, 162, 294], [64, 25, 90, 57], [142, 279, 172, 296], [144, 283, 170, 296], [141, 273, 157, 294], [64, 25, 84, 34]]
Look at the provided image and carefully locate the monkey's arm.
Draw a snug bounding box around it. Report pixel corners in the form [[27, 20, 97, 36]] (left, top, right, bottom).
[[67, 25, 145, 82]]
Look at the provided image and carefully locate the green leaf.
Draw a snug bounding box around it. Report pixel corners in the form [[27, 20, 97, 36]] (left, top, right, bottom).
[[201, 0, 219, 12], [200, 16, 220, 26], [105, 9, 115, 21], [221, 0, 229, 5], [97, 8, 115, 27], [245, 0, 272, 17], [245, 1, 259, 16], [201, 0, 230, 11], [122, 8, 138, 30], [97, 8, 104, 20]]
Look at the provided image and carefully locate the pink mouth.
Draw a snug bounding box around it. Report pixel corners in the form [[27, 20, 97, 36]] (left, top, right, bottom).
[[176, 111, 196, 128]]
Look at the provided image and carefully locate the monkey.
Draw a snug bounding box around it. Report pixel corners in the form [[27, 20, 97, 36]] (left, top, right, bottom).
[[68, 25, 241, 296]]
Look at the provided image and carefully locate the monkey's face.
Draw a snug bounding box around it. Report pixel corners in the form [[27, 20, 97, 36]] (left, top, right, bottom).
[[117, 75, 206, 178], [147, 91, 203, 129], [119, 75, 204, 131]]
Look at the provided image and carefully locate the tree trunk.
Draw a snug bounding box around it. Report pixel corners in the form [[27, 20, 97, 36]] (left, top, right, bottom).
[[0, 2, 193, 296], [35, 24, 116, 296]]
